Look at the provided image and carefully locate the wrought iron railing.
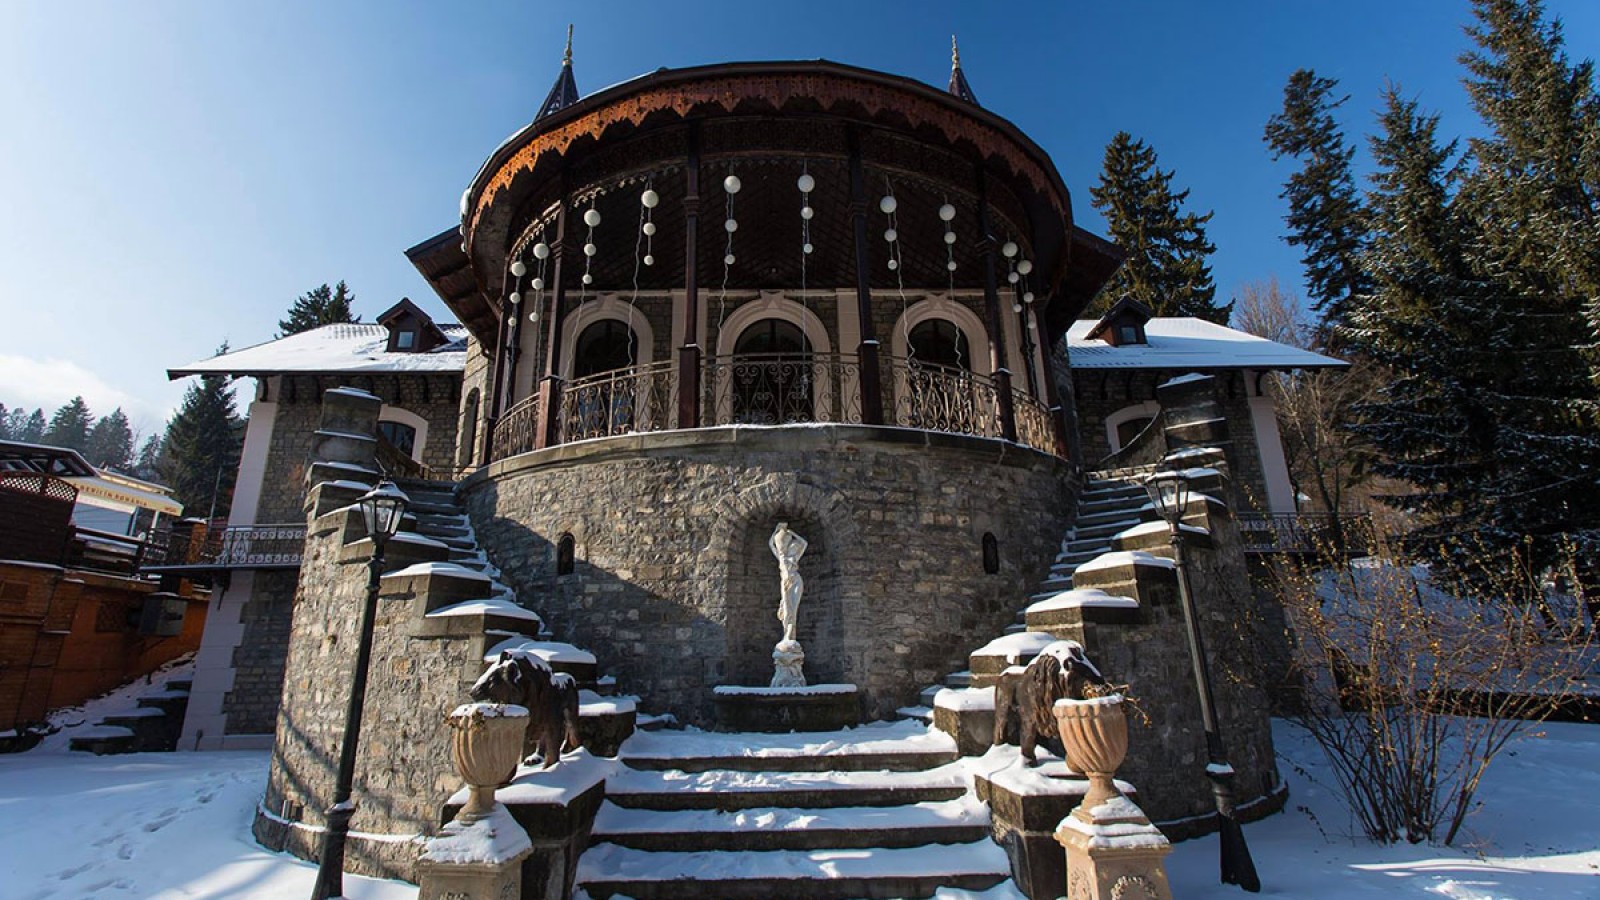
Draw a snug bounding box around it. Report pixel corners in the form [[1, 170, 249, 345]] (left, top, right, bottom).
[[492, 393, 543, 461], [484, 352, 1065, 461], [211, 524, 307, 566], [889, 358, 1002, 439], [1238, 512, 1372, 556], [560, 358, 678, 443], [702, 352, 862, 427], [1011, 390, 1058, 457]]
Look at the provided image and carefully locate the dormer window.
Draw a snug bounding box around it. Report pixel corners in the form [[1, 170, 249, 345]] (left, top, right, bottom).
[[377, 297, 450, 354], [1086, 297, 1154, 347]]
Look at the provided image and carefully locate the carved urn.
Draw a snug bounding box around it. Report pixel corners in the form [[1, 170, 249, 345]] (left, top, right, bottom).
[[1052, 694, 1129, 810], [446, 702, 528, 823]]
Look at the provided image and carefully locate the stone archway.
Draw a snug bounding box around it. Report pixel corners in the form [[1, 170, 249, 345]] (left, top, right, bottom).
[[699, 474, 865, 689]]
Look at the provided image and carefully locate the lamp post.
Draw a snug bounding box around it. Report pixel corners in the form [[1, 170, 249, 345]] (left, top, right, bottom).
[[311, 480, 409, 900], [1143, 469, 1261, 893]]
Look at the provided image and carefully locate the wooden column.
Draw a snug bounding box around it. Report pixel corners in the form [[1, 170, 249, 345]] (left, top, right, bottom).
[[677, 124, 702, 429], [977, 170, 1018, 443], [534, 197, 569, 450], [481, 300, 509, 465], [847, 127, 885, 425], [1032, 305, 1075, 462]]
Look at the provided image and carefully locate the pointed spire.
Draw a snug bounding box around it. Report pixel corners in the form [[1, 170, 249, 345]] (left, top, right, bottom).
[[947, 34, 979, 105], [535, 24, 580, 121]]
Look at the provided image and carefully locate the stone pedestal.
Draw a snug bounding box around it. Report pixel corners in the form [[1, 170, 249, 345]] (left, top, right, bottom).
[[712, 684, 860, 732], [1055, 796, 1172, 900], [771, 639, 806, 688], [417, 803, 532, 900]]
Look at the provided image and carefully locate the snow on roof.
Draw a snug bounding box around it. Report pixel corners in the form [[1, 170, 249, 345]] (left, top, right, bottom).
[[168, 323, 469, 379], [1068, 317, 1344, 371]]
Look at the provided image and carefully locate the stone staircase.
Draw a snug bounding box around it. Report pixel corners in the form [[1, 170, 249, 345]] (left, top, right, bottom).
[[573, 722, 1014, 900], [902, 469, 1153, 727], [391, 477, 638, 756], [68, 675, 193, 754]]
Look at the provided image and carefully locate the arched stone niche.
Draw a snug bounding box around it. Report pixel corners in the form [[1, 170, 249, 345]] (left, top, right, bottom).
[[702, 475, 862, 689]]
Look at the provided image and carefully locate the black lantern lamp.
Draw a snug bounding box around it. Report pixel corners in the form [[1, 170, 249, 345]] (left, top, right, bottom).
[[311, 480, 409, 900], [1142, 469, 1261, 892]]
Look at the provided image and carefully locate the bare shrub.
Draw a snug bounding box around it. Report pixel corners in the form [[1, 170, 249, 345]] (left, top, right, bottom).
[[1267, 528, 1595, 846]]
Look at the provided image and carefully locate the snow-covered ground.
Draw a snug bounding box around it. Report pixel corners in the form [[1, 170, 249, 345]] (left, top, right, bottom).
[[4, 667, 1596, 898]]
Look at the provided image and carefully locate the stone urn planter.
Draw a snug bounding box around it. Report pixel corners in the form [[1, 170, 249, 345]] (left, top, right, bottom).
[[1053, 694, 1129, 810], [446, 702, 528, 823], [1052, 694, 1172, 900]]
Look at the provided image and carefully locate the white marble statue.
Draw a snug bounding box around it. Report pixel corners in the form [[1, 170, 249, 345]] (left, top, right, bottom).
[[769, 522, 809, 688], [770, 522, 808, 642]]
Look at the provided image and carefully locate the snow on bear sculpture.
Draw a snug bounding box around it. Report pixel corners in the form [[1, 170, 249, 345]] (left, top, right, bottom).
[[992, 640, 1112, 766]]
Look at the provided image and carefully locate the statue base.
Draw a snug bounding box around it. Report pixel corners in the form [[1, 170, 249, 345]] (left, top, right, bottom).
[[711, 683, 860, 733], [772, 638, 806, 687], [1054, 793, 1173, 900]]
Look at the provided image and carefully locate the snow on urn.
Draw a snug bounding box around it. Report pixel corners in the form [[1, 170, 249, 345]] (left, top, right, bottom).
[[445, 702, 528, 824]]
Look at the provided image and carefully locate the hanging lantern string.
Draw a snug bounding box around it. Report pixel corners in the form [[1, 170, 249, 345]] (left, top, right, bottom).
[[716, 172, 739, 335], [625, 183, 651, 369], [798, 164, 813, 357], [938, 195, 963, 371], [580, 202, 601, 301], [880, 177, 911, 365]]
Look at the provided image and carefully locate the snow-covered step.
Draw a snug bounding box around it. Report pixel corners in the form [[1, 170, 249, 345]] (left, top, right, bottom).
[[616, 722, 960, 774], [589, 797, 991, 852], [575, 839, 1011, 900], [1071, 518, 1143, 542], [604, 763, 970, 811]]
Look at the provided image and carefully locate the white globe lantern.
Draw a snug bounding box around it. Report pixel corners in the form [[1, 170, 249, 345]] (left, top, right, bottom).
[[583, 242, 597, 257], [1017, 259, 1034, 275], [533, 242, 550, 260], [583, 208, 601, 228], [641, 189, 659, 208], [800, 206, 814, 220], [1001, 240, 1018, 258], [643, 254, 654, 266], [879, 195, 897, 214], [797, 173, 815, 193], [884, 228, 897, 242], [938, 203, 956, 222], [724, 174, 741, 194], [642, 222, 656, 236], [725, 218, 738, 233], [724, 253, 736, 265], [510, 260, 527, 277], [531, 277, 544, 290], [509, 292, 521, 305]]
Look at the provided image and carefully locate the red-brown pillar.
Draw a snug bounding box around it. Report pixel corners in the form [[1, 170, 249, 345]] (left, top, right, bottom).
[[677, 124, 702, 429], [847, 128, 885, 426], [535, 197, 570, 450], [977, 170, 1018, 442]]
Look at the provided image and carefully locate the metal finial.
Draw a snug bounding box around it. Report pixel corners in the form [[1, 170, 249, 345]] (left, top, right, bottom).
[[563, 24, 573, 66], [951, 34, 961, 69]]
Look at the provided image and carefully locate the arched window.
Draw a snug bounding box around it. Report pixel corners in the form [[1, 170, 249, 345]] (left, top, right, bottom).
[[982, 532, 1000, 574], [573, 320, 637, 379], [908, 319, 970, 371], [377, 420, 416, 457], [556, 533, 575, 576], [459, 388, 480, 467], [732, 319, 812, 424]]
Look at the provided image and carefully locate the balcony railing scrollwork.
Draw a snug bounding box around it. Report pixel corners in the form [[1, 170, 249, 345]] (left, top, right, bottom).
[[491, 393, 543, 461], [559, 359, 679, 443], [487, 352, 1065, 462]]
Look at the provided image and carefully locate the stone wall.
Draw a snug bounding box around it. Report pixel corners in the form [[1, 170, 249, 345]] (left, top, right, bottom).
[[221, 569, 298, 736], [457, 338, 493, 470], [462, 426, 1077, 725], [255, 373, 461, 522]]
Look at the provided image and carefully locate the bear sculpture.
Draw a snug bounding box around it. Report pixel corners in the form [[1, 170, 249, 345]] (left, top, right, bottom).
[[992, 640, 1111, 765], [469, 650, 582, 768]]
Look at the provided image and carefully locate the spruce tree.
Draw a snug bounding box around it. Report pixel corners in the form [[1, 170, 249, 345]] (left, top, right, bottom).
[[18, 409, 46, 443], [278, 281, 359, 337], [1, 406, 24, 440], [1451, 0, 1600, 577], [160, 371, 243, 519], [0, 403, 8, 440], [133, 435, 164, 482], [85, 408, 135, 470], [1087, 132, 1228, 322], [1264, 69, 1370, 338], [43, 396, 94, 452], [1345, 89, 1503, 562]]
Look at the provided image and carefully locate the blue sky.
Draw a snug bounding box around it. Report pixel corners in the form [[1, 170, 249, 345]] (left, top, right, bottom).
[[2, 0, 1596, 435]]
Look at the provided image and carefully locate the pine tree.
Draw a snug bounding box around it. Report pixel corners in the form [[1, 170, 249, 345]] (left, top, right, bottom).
[[0, 403, 8, 440], [85, 408, 135, 470], [1264, 69, 1370, 338], [1087, 132, 1228, 322], [1344, 88, 1503, 561], [278, 281, 359, 337], [43, 397, 94, 452], [1, 406, 25, 440], [18, 409, 46, 443], [160, 368, 243, 519], [133, 435, 164, 482], [1449, 0, 1600, 576]]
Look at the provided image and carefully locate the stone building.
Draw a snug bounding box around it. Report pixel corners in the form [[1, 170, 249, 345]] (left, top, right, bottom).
[[164, 300, 466, 750], [163, 41, 1343, 898]]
